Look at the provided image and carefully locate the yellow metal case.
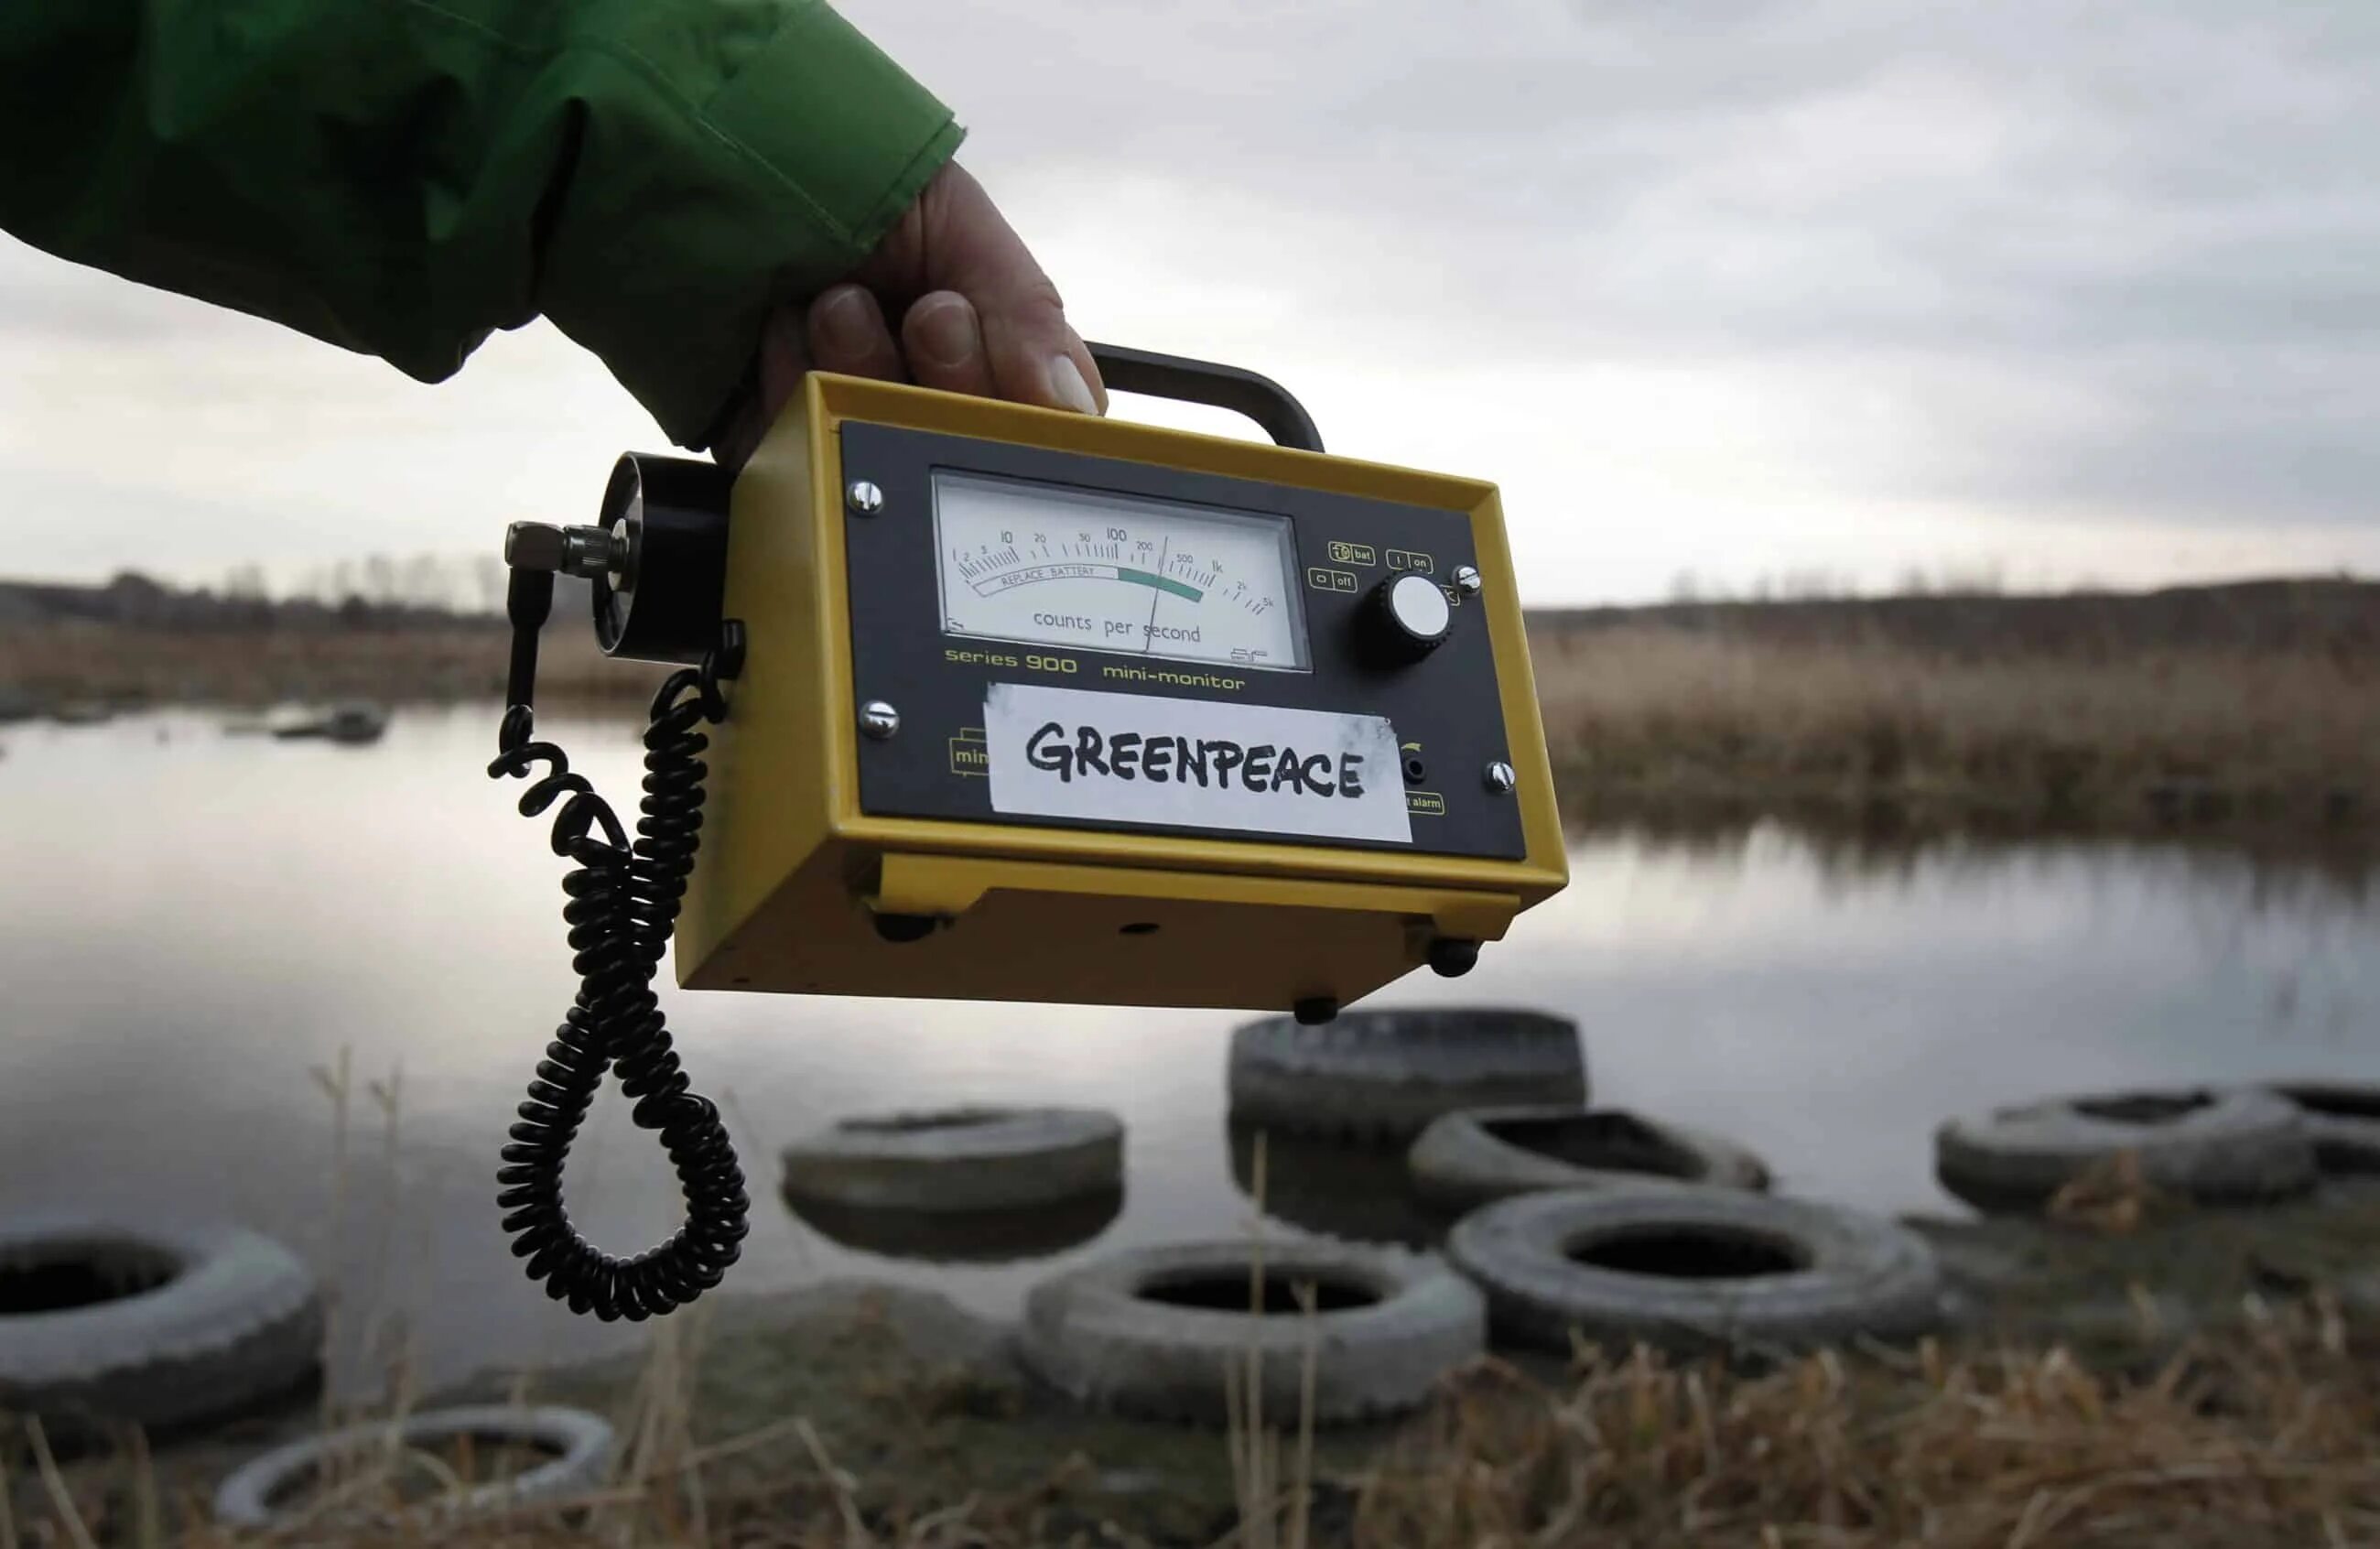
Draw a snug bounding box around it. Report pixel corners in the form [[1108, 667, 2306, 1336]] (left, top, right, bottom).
[[674, 373, 1566, 1012]]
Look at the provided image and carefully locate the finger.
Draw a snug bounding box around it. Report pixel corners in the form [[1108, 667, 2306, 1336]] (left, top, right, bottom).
[[806, 284, 906, 383], [900, 291, 996, 398], [927, 165, 1106, 415]]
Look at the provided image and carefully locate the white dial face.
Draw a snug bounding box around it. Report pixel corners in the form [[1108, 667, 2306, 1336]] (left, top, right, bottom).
[[933, 472, 1309, 672]]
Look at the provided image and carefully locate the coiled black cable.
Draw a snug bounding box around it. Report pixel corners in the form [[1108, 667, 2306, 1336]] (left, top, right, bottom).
[[484, 623, 751, 1320]]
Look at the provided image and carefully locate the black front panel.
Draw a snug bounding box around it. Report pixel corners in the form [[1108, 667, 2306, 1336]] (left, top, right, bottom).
[[838, 422, 1524, 861]]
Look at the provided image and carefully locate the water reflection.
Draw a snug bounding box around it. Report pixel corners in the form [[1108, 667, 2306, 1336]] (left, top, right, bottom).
[[1601, 811, 2376, 915], [781, 1188, 1124, 1264], [1225, 1121, 1444, 1250], [1, 707, 2374, 1395]]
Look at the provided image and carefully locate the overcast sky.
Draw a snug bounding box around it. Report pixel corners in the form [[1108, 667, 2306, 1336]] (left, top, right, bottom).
[[2, 0, 2374, 605]]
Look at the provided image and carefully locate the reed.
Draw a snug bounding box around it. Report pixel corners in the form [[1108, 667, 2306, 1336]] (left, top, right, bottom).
[[1530, 621, 2378, 839], [1354, 1306, 2379, 1548]]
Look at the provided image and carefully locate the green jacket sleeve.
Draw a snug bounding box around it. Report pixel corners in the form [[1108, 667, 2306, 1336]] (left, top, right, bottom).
[[0, 0, 963, 448]]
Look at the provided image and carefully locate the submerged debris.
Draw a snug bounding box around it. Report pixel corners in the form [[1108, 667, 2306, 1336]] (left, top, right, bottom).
[[269, 701, 389, 744]]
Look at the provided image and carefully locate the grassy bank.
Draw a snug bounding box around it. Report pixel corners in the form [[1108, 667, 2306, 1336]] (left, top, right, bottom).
[[6, 576, 2375, 844], [1528, 601, 2377, 844]]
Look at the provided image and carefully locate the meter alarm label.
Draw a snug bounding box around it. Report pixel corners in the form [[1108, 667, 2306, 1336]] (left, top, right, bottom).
[[982, 683, 1412, 845]]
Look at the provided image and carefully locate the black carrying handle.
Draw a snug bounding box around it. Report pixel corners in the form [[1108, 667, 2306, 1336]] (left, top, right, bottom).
[[1085, 342, 1324, 454]]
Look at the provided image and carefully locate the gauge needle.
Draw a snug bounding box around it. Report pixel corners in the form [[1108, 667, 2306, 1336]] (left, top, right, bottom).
[[1140, 536, 1169, 655]]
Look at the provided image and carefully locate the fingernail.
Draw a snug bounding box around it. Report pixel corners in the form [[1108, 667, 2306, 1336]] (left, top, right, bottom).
[[910, 298, 979, 370], [814, 287, 873, 354], [1047, 354, 1100, 416]]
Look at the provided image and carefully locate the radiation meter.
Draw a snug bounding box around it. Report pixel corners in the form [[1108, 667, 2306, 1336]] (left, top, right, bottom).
[[486, 346, 1566, 1320]]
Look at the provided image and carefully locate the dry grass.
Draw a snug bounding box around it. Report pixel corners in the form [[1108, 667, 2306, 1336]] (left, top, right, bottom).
[[1358, 1310, 2380, 1549], [1530, 623, 2379, 839], [11, 1312, 2375, 1547]]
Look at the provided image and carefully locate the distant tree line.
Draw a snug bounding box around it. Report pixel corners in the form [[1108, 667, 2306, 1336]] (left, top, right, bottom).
[[231, 552, 514, 615], [1664, 563, 2020, 605], [0, 555, 599, 633], [1542, 574, 2380, 659]]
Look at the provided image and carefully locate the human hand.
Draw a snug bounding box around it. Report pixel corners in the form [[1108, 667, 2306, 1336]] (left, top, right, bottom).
[[712, 161, 1105, 471]]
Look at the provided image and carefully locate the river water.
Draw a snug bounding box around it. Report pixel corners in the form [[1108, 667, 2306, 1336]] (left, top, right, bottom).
[[2, 706, 2373, 1392]]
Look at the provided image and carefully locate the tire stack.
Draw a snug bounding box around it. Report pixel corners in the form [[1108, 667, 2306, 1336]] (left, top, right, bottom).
[[1012, 1005, 1596, 1424], [1218, 1005, 1939, 1362], [1215, 1006, 1945, 1366], [1011, 1005, 1953, 1427], [1223, 1007, 1586, 1247], [1402, 1100, 1941, 1359]]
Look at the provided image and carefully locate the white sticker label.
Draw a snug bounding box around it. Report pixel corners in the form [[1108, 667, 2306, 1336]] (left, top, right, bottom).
[[983, 683, 1412, 845]]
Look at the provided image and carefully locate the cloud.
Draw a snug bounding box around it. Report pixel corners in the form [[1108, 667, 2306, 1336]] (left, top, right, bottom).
[[0, 0, 2373, 601], [862, 0, 2380, 529], [0, 242, 654, 588]]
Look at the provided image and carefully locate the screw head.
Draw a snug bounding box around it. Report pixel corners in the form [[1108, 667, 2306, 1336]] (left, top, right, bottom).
[[1454, 564, 1484, 596], [1483, 760, 1517, 795], [859, 700, 901, 740], [847, 479, 883, 515]]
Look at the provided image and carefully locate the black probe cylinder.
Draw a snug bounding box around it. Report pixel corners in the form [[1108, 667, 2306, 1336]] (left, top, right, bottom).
[[591, 453, 733, 666]]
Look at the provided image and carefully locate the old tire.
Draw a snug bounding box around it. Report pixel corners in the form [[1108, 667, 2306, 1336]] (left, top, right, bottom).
[[0, 1211, 320, 1430], [1933, 1088, 2317, 1212], [1227, 1008, 1586, 1144], [2261, 1083, 2380, 1175], [1016, 1240, 1484, 1425], [1409, 1105, 1770, 1211], [781, 1106, 1123, 1212], [1448, 1187, 1942, 1355], [213, 1405, 613, 1529]]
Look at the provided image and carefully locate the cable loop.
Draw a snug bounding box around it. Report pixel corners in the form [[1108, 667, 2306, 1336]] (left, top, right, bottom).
[[486, 634, 751, 1321]]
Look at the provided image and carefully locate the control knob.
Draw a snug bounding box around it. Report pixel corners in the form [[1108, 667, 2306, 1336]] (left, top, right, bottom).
[[1360, 571, 1452, 665]]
